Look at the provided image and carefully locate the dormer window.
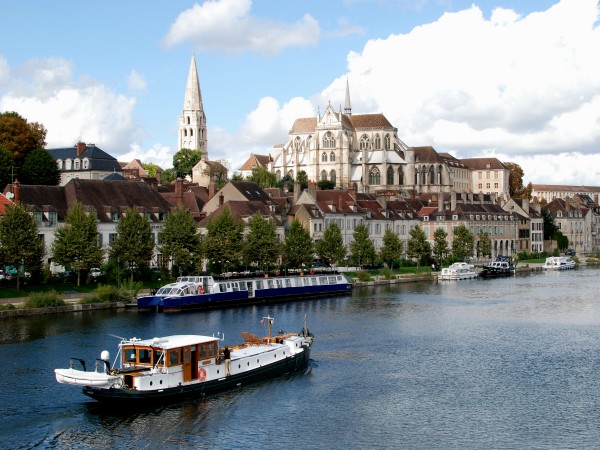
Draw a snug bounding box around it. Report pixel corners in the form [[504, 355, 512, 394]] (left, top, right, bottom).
[[111, 212, 120, 222], [82, 158, 89, 170], [423, 216, 429, 221], [47, 212, 57, 226], [57, 159, 63, 169], [452, 215, 458, 221]]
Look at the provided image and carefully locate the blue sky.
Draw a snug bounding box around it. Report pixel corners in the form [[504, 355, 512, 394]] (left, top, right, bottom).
[[1, 0, 599, 185]]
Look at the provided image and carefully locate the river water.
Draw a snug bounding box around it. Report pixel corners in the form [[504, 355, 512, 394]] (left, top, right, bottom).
[[2, 268, 600, 449]]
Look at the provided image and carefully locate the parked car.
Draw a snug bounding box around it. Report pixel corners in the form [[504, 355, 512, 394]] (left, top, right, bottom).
[[566, 249, 576, 256], [90, 268, 102, 279]]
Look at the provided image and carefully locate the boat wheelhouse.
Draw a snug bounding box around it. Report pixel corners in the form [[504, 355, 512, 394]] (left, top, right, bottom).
[[137, 273, 352, 312], [542, 256, 576, 270], [480, 256, 515, 278], [55, 316, 313, 405], [439, 262, 478, 281]]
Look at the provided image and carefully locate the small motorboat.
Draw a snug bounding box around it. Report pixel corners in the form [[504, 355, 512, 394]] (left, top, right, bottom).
[[439, 262, 478, 280]]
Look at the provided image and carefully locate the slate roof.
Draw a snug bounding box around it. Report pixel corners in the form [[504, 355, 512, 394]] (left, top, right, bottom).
[[461, 158, 507, 170], [47, 143, 122, 172]]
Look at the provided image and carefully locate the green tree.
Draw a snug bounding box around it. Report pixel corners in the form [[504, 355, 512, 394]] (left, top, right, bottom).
[[406, 225, 431, 270], [244, 212, 281, 271], [51, 202, 103, 286], [477, 231, 492, 258], [0, 112, 47, 163], [541, 209, 557, 240], [432, 228, 449, 266], [349, 224, 376, 268], [109, 208, 154, 278], [161, 168, 177, 184], [504, 161, 532, 199], [247, 166, 277, 189], [451, 224, 475, 261], [159, 207, 203, 277], [315, 222, 346, 267], [317, 180, 335, 190], [379, 229, 403, 270], [173, 148, 202, 178], [296, 170, 308, 191], [204, 208, 244, 274], [0, 203, 44, 288], [0, 146, 13, 191], [142, 162, 160, 178], [20, 147, 60, 185], [283, 220, 314, 269]]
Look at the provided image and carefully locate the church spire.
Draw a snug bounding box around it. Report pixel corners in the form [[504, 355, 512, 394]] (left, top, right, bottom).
[[178, 54, 208, 158], [344, 77, 352, 115]]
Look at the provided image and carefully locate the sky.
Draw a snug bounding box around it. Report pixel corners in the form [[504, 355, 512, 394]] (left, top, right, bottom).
[[1, 0, 599, 186]]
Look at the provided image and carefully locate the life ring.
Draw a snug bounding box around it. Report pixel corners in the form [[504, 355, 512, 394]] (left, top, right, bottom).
[[198, 367, 207, 381], [310, 269, 315, 275], [198, 286, 205, 294], [275, 269, 281, 276]]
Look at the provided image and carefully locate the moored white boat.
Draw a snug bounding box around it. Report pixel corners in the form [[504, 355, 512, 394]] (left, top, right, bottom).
[[439, 262, 478, 280], [54, 316, 313, 405], [137, 273, 352, 312], [542, 256, 576, 270]]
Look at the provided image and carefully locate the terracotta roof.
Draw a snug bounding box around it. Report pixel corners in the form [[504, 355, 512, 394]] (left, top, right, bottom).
[[199, 201, 282, 226], [532, 184, 600, 192], [290, 113, 395, 134], [0, 193, 14, 215], [239, 154, 272, 171], [413, 146, 445, 164]]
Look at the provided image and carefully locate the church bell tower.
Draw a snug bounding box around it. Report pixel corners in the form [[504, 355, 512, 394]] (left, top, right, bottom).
[[178, 54, 208, 159]]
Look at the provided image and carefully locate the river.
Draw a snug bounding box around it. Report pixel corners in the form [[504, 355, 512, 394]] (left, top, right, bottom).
[[1, 268, 600, 449]]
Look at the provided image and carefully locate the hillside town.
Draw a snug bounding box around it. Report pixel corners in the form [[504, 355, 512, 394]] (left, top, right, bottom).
[[1, 55, 599, 274]]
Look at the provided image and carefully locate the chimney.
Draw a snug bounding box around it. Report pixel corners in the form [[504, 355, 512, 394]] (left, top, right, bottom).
[[76, 141, 86, 155], [293, 180, 301, 204], [219, 193, 224, 207], [574, 195, 581, 208], [13, 179, 20, 204], [338, 195, 343, 211], [308, 181, 317, 199], [208, 180, 216, 200], [565, 196, 570, 212], [451, 192, 457, 211]]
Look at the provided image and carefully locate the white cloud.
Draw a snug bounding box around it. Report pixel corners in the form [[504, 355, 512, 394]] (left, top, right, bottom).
[[120, 143, 174, 169], [0, 57, 143, 158], [164, 0, 320, 54], [128, 70, 147, 91]]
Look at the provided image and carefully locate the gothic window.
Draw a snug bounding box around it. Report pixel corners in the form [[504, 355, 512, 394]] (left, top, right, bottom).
[[375, 134, 381, 149], [398, 168, 404, 185], [437, 165, 443, 184], [294, 137, 301, 150], [421, 166, 428, 185], [322, 152, 328, 162], [184, 129, 187, 137], [415, 168, 419, 185], [330, 152, 335, 162], [187, 116, 190, 125], [429, 166, 435, 184], [360, 134, 370, 150], [369, 167, 381, 185], [321, 170, 328, 181], [387, 166, 394, 185], [323, 132, 335, 148], [330, 170, 336, 185], [384, 134, 391, 150], [275, 170, 281, 181], [190, 129, 193, 136]]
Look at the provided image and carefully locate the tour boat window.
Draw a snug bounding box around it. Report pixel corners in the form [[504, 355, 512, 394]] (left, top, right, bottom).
[[255, 280, 263, 289], [311, 277, 318, 286], [268, 280, 274, 289], [169, 350, 179, 366], [285, 278, 292, 287], [276, 279, 283, 288], [153, 350, 164, 365], [328, 277, 336, 284], [208, 342, 216, 357], [200, 344, 207, 359], [125, 348, 136, 363]]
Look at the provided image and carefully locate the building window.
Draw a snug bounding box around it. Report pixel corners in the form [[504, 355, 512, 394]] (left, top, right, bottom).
[[323, 132, 335, 148], [330, 170, 336, 185], [384, 134, 391, 150], [321, 152, 328, 162], [360, 134, 370, 150], [109, 233, 117, 244], [57, 159, 63, 169], [369, 167, 381, 185], [187, 116, 190, 125], [387, 166, 394, 185], [190, 129, 193, 136], [330, 151, 335, 162], [294, 137, 301, 150], [398, 168, 404, 185], [82, 158, 89, 170], [275, 170, 281, 181], [374, 134, 381, 149], [321, 170, 328, 181]]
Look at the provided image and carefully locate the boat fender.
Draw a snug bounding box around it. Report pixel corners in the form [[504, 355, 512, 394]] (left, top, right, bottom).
[[310, 269, 315, 275], [199, 286, 205, 294], [275, 269, 281, 276], [198, 367, 207, 381]]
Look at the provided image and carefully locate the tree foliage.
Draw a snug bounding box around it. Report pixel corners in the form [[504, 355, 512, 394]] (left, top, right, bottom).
[[109, 208, 154, 275], [504, 161, 532, 199], [477, 231, 492, 258], [173, 148, 202, 177], [0, 112, 47, 163], [243, 212, 281, 270], [20, 147, 60, 185], [315, 222, 346, 266], [406, 225, 431, 269], [202, 162, 229, 188], [349, 224, 376, 267], [541, 209, 558, 240], [283, 220, 314, 269], [296, 170, 308, 191], [379, 229, 403, 269], [432, 227, 449, 265], [51, 202, 103, 286], [317, 180, 335, 190], [0, 146, 13, 191], [160, 168, 177, 184], [159, 207, 203, 276], [451, 224, 475, 261], [0, 203, 44, 288], [204, 208, 244, 274], [247, 166, 277, 189], [142, 162, 160, 178]]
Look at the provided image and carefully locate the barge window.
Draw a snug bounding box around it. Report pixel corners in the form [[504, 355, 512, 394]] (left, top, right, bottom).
[[255, 280, 263, 289], [125, 348, 136, 363], [311, 277, 317, 286], [276, 279, 283, 288], [169, 350, 180, 366], [139, 349, 151, 364], [200, 344, 207, 359], [328, 277, 336, 284], [285, 278, 292, 287], [267, 280, 274, 289], [232, 282, 239, 292]]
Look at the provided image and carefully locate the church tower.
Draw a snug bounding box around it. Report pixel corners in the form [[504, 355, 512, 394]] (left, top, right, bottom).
[[178, 54, 208, 159]]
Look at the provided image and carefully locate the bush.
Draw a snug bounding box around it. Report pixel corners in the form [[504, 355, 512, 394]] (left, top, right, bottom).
[[0, 303, 16, 311], [381, 268, 395, 280], [95, 284, 127, 303], [24, 290, 66, 308], [354, 270, 373, 282]]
